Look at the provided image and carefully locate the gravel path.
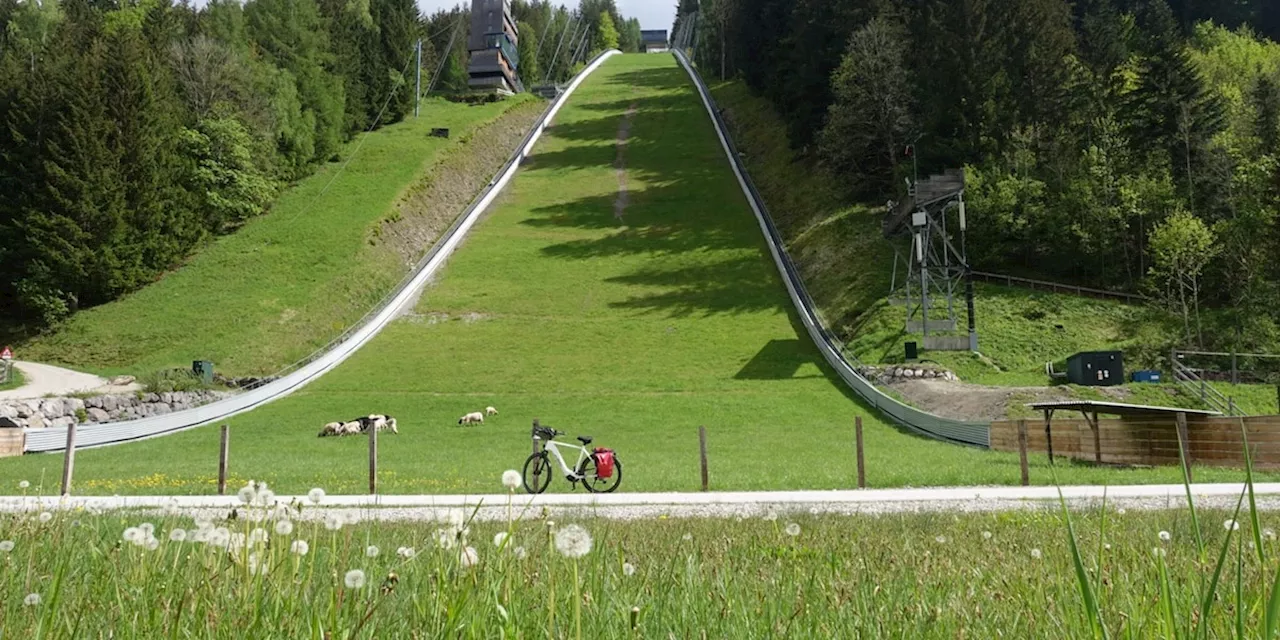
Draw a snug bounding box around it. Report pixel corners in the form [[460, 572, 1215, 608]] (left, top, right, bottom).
[[7, 484, 1278, 522], [0, 361, 139, 401]]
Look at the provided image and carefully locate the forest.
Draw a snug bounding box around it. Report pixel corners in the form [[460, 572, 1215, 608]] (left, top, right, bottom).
[[0, 0, 639, 331], [682, 0, 1280, 351]]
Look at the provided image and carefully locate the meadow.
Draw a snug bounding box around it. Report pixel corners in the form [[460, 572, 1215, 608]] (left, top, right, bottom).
[[0, 54, 1274, 495], [2, 477, 1280, 637], [15, 95, 538, 378]]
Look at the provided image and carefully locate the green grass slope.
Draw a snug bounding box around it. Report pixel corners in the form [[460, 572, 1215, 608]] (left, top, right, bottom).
[[15, 96, 538, 377], [0, 55, 1266, 495]]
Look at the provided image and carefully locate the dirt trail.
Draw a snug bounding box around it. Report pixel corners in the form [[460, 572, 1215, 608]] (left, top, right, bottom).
[[0, 361, 140, 401], [613, 103, 639, 222], [882, 378, 1140, 422]]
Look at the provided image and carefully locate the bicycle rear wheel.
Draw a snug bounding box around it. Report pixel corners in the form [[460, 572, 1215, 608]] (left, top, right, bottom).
[[522, 453, 553, 494], [578, 454, 622, 493]]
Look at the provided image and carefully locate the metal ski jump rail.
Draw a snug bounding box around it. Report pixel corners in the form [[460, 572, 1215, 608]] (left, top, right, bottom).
[[23, 50, 624, 453], [673, 50, 991, 447]]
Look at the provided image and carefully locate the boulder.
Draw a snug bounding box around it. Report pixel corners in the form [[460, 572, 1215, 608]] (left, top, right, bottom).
[[86, 407, 110, 423], [0, 405, 16, 420], [143, 393, 159, 403], [69, 397, 85, 414], [40, 399, 66, 419], [101, 395, 118, 412], [110, 375, 136, 386], [13, 401, 34, 418], [25, 415, 46, 429], [902, 369, 915, 379], [153, 403, 172, 415], [49, 416, 74, 430]]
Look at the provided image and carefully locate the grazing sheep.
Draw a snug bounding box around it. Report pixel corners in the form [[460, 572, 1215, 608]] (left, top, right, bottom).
[[318, 422, 343, 437], [340, 421, 363, 435], [458, 412, 484, 425], [485, 406, 498, 416], [385, 417, 399, 434]]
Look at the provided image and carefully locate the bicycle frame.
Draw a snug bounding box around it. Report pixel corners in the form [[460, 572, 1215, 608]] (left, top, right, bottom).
[[538, 438, 591, 480]]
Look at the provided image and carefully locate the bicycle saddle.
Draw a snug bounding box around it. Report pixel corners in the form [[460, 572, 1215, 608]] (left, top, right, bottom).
[[577, 436, 593, 445]]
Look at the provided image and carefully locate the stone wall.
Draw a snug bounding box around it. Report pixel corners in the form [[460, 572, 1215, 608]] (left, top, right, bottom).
[[856, 365, 960, 383], [0, 390, 233, 430]]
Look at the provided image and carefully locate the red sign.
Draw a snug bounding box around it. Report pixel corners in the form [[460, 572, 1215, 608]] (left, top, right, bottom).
[[0, 346, 11, 360]]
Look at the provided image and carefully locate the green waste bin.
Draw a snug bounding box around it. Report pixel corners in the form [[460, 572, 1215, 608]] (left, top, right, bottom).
[[192, 360, 214, 384]]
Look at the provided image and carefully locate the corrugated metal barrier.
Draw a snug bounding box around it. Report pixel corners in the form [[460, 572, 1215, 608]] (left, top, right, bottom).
[[23, 50, 625, 453], [673, 50, 990, 448]]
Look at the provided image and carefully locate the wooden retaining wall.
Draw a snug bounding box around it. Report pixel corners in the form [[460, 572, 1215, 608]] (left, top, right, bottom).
[[991, 415, 1280, 469], [0, 428, 24, 458]]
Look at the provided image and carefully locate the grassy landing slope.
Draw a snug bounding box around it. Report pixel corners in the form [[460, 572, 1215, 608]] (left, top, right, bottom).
[[0, 55, 1264, 495], [16, 96, 537, 377]]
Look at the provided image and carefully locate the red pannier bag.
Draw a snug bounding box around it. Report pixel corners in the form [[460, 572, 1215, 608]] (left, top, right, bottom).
[[593, 448, 615, 478]]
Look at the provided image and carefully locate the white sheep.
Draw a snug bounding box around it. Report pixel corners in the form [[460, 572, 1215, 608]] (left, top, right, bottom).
[[458, 411, 484, 425], [340, 421, 363, 435], [318, 422, 343, 437], [485, 406, 498, 416]]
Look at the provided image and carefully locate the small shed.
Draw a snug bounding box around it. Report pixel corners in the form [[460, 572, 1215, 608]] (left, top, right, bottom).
[[0, 416, 24, 458], [1067, 351, 1123, 386], [641, 30, 669, 53]]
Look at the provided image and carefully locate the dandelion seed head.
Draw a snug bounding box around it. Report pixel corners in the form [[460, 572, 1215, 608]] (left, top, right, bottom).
[[169, 529, 187, 543], [1104, 543, 1112, 550], [554, 524, 593, 558], [345, 513, 361, 526], [307, 488, 325, 504], [365, 545, 379, 558], [1116, 508, 1126, 515], [623, 562, 636, 576], [0, 540, 13, 552], [935, 535, 948, 544], [344, 569, 366, 589], [502, 470, 522, 490], [1030, 548, 1042, 559], [513, 546, 527, 560], [324, 514, 343, 531], [248, 552, 268, 576], [435, 528, 457, 550], [447, 510, 465, 528], [256, 489, 276, 507], [1266, 528, 1276, 541], [1225, 519, 1241, 531], [237, 485, 256, 505], [290, 540, 309, 556], [763, 510, 778, 522], [681, 532, 693, 542], [785, 523, 802, 537], [808, 506, 820, 515], [981, 531, 993, 540], [248, 528, 269, 546], [459, 546, 479, 568], [123, 527, 143, 544], [145, 538, 159, 551], [1153, 547, 1167, 558], [37, 512, 51, 523], [396, 546, 415, 559], [139, 523, 154, 536], [1159, 530, 1171, 542], [493, 532, 509, 548], [274, 520, 294, 536], [18, 481, 29, 489], [23, 593, 40, 606]]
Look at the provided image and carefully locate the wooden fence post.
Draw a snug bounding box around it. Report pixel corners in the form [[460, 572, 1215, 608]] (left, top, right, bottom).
[[855, 417, 866, 489], [368, 423, 378, 495], [1017, 419, 1029, 487], [698, 426, 709, 492], [60, 421, 77, 497], [217, 425, 229, 495], [1175, 411, 1193, 483]]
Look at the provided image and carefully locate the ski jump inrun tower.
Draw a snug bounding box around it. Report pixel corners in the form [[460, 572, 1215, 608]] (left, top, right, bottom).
[[884, 168, 978, 353]]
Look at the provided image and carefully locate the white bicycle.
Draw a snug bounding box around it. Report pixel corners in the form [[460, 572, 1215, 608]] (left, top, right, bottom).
[[523, 426, 622, 494]]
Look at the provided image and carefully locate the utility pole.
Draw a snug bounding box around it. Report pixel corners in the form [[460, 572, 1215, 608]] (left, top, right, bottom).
[[414, 39, 422, 118]]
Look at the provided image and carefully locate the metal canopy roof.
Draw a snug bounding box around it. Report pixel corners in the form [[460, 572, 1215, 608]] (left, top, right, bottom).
[[1027, 400, 1221, 417]]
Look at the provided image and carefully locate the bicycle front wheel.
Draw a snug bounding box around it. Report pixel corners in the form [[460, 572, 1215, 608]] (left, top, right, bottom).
[[523, 453, 553, 494], [578, 454, 622, 493]]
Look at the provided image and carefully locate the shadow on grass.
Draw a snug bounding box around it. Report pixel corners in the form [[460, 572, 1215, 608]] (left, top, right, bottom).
[[734, 339, 827, 380]]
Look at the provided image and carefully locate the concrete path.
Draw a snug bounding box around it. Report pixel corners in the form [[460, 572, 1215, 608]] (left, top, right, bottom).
[[5, 483, 1278, 521], [0, 361, 139, 401]]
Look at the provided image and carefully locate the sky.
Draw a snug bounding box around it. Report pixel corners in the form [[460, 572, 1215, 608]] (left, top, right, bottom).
[[417, 1, 675, 31]]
